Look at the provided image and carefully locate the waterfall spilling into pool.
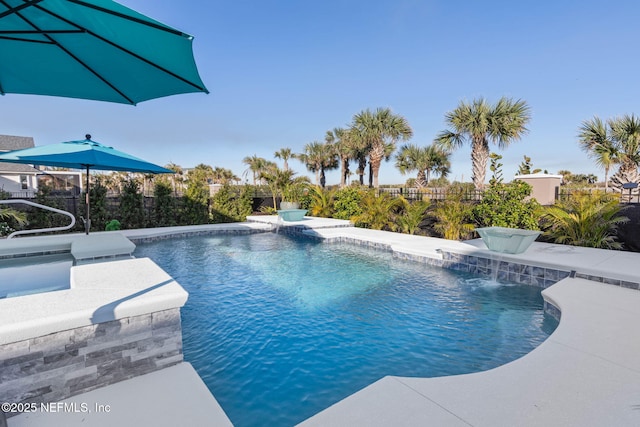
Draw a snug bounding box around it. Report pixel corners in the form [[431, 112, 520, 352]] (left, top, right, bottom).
[[134, 233, 557, 427]]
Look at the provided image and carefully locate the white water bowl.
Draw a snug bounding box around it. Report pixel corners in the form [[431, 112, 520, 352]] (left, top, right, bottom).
[[277, 209, 307, 221], [475, 226, 541, 254]]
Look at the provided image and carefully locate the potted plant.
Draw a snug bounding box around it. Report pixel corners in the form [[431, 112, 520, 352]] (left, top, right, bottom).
[[280, 177, 309, 210]]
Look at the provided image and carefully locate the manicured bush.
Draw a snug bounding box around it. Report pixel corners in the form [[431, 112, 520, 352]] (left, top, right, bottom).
[[84, 178, 108, 232], [119, 178, 146, 229], [211, 183, 253, 223], [105, 219, 121, 231], [153, 181, 178, 227], [332, 186, 365, 220], [183, 176, 210, 225], [473, 180, 540, 230]]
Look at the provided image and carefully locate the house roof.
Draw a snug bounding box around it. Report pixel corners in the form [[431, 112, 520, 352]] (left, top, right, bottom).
[[0, 134, 40, 174], [514, 173, 563, 180], [0, 134, 35, 151]]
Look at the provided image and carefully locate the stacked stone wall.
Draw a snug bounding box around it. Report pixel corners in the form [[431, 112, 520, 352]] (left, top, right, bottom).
[[0, 308, 182, 418]]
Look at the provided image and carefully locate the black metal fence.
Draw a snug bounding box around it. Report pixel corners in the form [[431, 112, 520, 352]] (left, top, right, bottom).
[[555, 187, 640, 204], [379, 187, 484, 201]]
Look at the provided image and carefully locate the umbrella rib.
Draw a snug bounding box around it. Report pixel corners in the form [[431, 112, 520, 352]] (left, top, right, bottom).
[[7, 5, 136, 104], [0, 0, 44, 20], [0, 30, 83, 44], [0, 35, 53, 43], [0, 0, 208, 100], [67, 0, 186, 37], [30, 3, 208, 96]]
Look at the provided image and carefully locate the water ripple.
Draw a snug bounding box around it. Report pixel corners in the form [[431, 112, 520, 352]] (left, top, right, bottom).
[[135, 233, 557, 427]]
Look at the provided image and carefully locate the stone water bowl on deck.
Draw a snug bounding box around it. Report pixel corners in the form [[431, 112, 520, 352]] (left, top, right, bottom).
[[475, 226, 541, 254], [277, 209, 308, 222]]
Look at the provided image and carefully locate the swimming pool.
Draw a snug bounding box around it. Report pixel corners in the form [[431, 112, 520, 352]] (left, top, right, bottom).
[[134, 233, 558, 427], [0, 254, 72, 298]]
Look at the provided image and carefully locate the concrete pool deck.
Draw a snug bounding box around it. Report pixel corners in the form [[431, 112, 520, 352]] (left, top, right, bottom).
[[299, 278, 640, 426], [3, 218, 640, 426]]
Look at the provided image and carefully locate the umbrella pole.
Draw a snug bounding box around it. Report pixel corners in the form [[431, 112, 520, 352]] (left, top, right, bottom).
[[85, 165, 90, 234]]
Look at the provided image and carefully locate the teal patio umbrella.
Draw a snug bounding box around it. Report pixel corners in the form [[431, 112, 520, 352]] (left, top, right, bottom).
[[0, 0, 208, 104], [0, 135, 173, 233]]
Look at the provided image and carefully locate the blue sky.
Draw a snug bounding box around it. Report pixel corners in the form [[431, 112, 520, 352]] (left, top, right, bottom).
[[2, 0, 639, 185]]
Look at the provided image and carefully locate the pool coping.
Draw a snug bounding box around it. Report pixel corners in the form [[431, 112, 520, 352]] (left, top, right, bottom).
[[0, 257, 188, 346], [4, 219, 640, 426], [298, 277, 640, 427]]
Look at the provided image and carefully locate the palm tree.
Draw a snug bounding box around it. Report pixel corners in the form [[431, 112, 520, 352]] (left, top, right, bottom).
[[274, 147, 293, 171], [395, 144, 450, 187], [212, 167, 239, 184], [298, 141, 338, 188], [436, 97, 531, 190], [608, 115, 640, 195], [325, 127, 357, 188], [352, 131, 370, 186], [259, 166, 291, 209], [579, 114, 640, 195], [188, 163, 215, 187], [242, 155, 271, 185], [351, 107, 413, 189], [164, 162, 184, 196], [578, 117, 618, 192]]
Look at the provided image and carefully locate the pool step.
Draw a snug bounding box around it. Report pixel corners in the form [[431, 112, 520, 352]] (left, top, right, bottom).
[[70, 233, 136, 263]]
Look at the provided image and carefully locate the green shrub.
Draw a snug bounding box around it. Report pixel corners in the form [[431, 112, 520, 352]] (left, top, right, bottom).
[[540, 192, 628, 249], [119, 178, 145, 229], [83, 178, 108, 232], [473, 180, 541, 230], [333, 186, 365, 220], [211, 183, 253, 223], [351, 190, 404, 231], [105, 219, 121, 231], [0, 222, 14, 236], [472, 154, 540, 230], [430, 190, 475, 240], [183, 176, 210, 225], [308, 186, 335, 218], [397, 199, 430, 235], [153, 181, 177, 227], [29, 184, 71, 231]]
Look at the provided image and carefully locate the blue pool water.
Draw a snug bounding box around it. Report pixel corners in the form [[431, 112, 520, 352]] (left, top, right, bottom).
[[134, 233, 557, 427], [0, 254, 72, 298]]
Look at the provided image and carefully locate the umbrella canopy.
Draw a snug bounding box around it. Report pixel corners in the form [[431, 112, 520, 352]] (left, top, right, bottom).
[[0, 136, 173, 173], [0, 0, 208, 105], [0, 135, 173, 233]]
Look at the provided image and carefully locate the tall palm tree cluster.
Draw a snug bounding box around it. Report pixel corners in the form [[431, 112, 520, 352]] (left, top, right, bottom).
[[242, 98, 640, 195], [294, 107, 418, 189], [238, 98, 536, 191], [243, 107, 452, 190]]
